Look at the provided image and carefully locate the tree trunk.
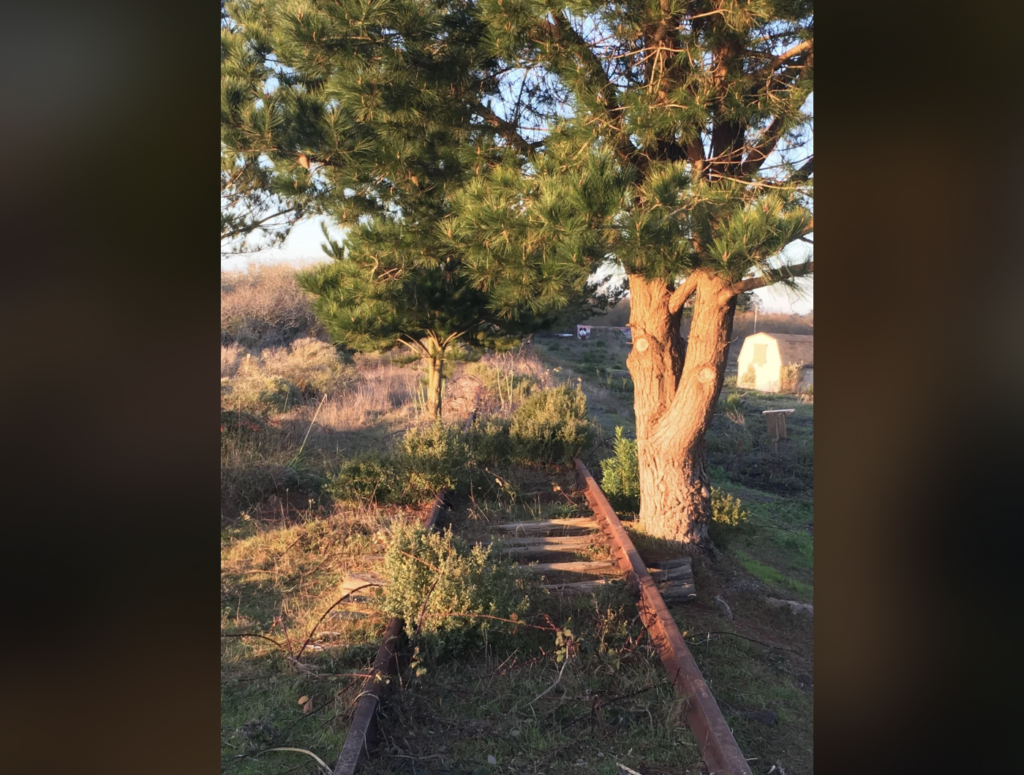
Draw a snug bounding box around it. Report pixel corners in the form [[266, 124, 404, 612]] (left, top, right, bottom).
[[626, 271, 737, 546], [425, 350, 444, 420]]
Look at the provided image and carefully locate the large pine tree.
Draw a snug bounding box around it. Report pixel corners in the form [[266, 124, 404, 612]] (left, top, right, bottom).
[[444, 0, 814, 544]]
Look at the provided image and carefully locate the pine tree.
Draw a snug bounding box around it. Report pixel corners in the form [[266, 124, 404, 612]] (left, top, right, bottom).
[[220, 0, 813, 546], [442, 0, 814, 545], [220, 0, 614, 416]]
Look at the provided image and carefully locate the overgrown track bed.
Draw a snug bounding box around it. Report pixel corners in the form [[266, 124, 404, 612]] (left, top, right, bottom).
[[335, 460, 751, 775]]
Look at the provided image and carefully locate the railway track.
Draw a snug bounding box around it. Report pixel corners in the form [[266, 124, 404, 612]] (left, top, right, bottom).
[[332, 423, 751, 775]]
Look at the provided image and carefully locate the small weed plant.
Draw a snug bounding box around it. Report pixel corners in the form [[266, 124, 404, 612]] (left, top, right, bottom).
[[708, 486, 750, 546]]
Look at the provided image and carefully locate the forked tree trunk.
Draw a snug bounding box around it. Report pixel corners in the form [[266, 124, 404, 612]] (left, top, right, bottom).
[[626, 271, 738, 546]]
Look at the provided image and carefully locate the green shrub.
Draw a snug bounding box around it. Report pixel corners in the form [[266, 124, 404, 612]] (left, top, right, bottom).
[[709, 486, 750, 547], [325, 454, 407, 504], [221, 370, 302, 416], [401, 421, 472, 494], [508, 384, 597, 463], [326, 422, 473, 506], [466, 416, 513, 465], [600, 427, 640, 511], [711, 487, 749, 526], [379, 524, 533, 654]]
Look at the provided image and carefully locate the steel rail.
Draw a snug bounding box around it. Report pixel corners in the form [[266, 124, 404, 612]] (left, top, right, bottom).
[[574, 457, 752, 775]]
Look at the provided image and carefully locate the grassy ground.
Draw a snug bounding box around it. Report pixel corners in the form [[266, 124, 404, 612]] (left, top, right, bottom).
[[532, 334, 814, 774], [220, 339, 462, 773], [363, 463, 704, 775], [221, 503, 404, 774], [221, 307, 813, 774]]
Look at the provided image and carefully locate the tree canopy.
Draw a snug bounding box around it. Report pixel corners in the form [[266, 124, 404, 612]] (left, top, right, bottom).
[[221, 0, 813, 541]]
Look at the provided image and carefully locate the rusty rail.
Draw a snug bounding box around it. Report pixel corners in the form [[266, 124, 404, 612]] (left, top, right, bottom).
[[333, 410, 476, 775], [573, 458, 752, 775]]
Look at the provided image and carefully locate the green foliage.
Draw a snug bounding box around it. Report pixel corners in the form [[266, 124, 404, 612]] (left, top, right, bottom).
[[401, 421, 472, 494], [466, 416, 513, 465], [508, 384, 597, 464], [324, 454, 407, 505], [711, 488, 750, 527], [222, 0, 813, 543], [379, 524, 532, 654], [600, 427, 640, 512], [221, 370, 302, 416], [709, 487, 751, 548], [326, 421, 471, 505]]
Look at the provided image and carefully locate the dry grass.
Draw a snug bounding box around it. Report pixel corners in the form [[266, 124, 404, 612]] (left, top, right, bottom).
[[728, 310, 813, 341], [221, 501, 421, 774], [222, 264, 325, 350], [275, 355, 420, 445], [465, 347, 555, 415], [221, 352, 429, 518], [222, 342, 249, 378]]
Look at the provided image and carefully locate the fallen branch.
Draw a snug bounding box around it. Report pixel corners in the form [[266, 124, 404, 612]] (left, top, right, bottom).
[[296, 584, 381, 659]]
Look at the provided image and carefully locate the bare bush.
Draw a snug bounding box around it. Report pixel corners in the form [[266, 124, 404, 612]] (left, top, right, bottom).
[[780, 362, 805, 394], [221, 264, 324, 349], [221, 343, 249, 378], [260, 337, 352, 394], [728, 311, 813, 341]]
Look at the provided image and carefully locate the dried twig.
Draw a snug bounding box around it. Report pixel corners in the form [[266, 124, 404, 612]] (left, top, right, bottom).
[[295, 583, 381, 659]]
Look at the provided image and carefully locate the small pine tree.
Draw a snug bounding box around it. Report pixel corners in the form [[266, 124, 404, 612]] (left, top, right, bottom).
[[222, 1, 618, 416], [600, 427, 640, 512]]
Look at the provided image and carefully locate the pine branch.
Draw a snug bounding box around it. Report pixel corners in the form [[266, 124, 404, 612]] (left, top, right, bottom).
[[768, 39, 813, 73], [539, 12, 620, 112], [741, 116, 786, 177], [788, 157, 814, 184], [474, 104, 541, 156], [667, 274, 699, 314], [725, 258, 814, 297]]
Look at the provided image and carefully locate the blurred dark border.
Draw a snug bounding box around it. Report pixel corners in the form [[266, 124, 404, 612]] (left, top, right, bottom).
[[0, 2, 1020, 773]]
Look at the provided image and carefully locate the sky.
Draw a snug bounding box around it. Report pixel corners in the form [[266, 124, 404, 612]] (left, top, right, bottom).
[[221, 215, 813, 315]]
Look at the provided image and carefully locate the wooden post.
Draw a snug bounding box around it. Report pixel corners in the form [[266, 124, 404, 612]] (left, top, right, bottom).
[[762, 409, 795, 454]]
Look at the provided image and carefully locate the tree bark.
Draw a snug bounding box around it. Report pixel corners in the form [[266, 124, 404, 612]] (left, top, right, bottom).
[[626, 271, 737, 546], [425, 350, 444, 420]]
